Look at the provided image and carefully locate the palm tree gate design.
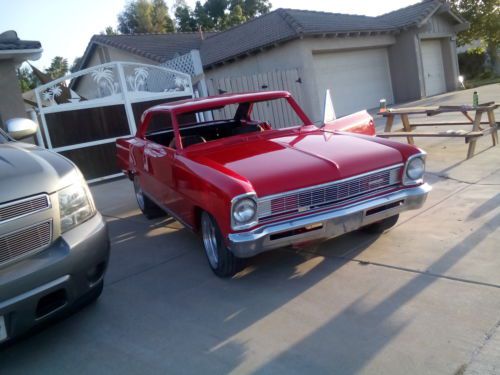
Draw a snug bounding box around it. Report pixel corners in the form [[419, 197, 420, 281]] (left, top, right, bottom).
[[33, 62, 193, 182]]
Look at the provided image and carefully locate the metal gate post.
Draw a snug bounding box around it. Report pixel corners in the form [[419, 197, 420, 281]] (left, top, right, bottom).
[[116, 62, 138, 135], [34, 88, 52, 149]]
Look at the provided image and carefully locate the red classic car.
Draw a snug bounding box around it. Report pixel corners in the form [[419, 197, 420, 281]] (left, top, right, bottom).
[[116, 91, 430, 277]]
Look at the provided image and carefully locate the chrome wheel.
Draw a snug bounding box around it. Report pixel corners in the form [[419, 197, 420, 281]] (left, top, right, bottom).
[[202, 213, 219, 269], [134, 179, 145, 211]]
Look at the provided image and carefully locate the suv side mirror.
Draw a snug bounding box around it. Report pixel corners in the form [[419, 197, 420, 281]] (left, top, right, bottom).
[[6, 118, 38, 140]]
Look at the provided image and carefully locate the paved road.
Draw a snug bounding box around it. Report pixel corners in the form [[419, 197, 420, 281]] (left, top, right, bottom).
[[0, 85, 499, 374]]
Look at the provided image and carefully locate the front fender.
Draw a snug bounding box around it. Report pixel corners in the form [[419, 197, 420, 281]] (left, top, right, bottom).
[[175, 155, 254, 236]]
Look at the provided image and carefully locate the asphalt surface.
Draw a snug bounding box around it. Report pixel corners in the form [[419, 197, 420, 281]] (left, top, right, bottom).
[[0, 84, 499, 374]]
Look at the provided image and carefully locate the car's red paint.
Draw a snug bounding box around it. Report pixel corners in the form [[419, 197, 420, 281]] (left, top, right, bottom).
[[116, 91, 422, 240]]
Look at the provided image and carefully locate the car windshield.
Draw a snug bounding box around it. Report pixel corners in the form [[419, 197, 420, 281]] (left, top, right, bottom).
[[143, 97, 306, 150]]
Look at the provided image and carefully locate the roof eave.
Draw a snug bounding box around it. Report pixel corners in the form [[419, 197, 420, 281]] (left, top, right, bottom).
[[0, 48, 43, 63]]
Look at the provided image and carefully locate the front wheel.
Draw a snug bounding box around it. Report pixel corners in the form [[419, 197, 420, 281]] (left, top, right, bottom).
[[201, 212, 241, 277], [133, 177, 165, 219], [361, 214, 399, 234]]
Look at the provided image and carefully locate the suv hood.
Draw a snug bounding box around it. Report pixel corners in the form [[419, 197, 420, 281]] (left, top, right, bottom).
[[190, 128, 404, 197], [0, 142, 76, 203]]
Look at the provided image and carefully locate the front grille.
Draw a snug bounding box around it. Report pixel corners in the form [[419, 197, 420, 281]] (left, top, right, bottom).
[[257, 165, 403, 221], [0, 221, 52, 266], [0, 195, 50, 224]]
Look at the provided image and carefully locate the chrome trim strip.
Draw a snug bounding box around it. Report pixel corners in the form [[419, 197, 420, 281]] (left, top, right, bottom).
[[257, 164, 404, 220], [258, 164, 404, 202], [0, 219, 53, 268], [0, 194, 51, 225]]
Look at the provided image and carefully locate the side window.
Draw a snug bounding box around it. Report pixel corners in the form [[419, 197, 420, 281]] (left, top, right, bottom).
[[146, 112, 172, 135]]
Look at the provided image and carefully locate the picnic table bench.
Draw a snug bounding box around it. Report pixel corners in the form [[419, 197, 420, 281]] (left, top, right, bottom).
[[377, 102, 499, 159]]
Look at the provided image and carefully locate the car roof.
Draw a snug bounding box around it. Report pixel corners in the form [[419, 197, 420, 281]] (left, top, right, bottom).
[[145, 91, 292, 116]]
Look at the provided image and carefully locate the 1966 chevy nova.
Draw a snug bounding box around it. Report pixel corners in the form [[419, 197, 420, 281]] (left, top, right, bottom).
[[117, 91, 431, 277]]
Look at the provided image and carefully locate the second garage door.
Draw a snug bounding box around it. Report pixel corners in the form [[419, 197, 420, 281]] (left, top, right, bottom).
[[421, 39, 446, 97], [313, 48, 394, 117]]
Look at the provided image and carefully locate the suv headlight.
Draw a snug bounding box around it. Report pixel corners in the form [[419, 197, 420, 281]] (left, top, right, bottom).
[[58, 180, 96, 233], [403, 153, 426, 186], [231, 194, 258, 230]]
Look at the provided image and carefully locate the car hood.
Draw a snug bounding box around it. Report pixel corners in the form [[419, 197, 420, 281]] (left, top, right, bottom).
[[189, 128, 404, 197], [0, 142, 76, 203]]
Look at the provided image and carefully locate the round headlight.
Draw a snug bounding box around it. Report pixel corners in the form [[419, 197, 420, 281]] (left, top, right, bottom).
[[233, 198, 257, 224], [406, 157, 425, 180]]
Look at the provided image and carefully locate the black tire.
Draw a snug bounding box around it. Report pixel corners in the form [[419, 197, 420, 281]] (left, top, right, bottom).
[[362, 214, 400, 234], [133, 176, 165, 219], [201, 212, 241, 278]]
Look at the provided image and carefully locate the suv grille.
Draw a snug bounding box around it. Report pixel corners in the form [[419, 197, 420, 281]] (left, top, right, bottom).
[[0, 221, 53, 266], [257, 165, 403, 222], [0, 195, 50, 224]]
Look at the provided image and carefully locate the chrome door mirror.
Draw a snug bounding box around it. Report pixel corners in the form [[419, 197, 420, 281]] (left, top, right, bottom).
[[6, 118, 38, 140]]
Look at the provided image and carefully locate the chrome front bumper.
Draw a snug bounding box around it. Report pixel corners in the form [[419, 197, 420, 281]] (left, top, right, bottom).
[[228, 184, 431, 258]]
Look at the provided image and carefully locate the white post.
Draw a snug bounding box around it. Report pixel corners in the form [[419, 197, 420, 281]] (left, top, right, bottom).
[[34, 88, 53, 149], [117, 62, 138, 134], [27, 108, 45, 147], [190, 50, 212, 120]]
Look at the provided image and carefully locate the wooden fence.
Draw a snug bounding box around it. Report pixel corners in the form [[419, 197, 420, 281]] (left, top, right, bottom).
[[206, 68, 307, 129]]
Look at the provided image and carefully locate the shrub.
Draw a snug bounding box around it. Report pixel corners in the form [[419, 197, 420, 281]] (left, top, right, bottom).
[[458, 48, 486, 79]]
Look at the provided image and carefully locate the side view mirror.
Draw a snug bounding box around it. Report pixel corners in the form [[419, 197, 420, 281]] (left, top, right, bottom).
[[6, 118, 38, 140]]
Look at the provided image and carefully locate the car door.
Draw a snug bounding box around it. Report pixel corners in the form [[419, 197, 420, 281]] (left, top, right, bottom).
[[141, 111, 176, 209]]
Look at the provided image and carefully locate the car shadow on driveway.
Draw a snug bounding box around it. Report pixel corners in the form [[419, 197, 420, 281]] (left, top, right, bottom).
[[1, 206, 499, 374]]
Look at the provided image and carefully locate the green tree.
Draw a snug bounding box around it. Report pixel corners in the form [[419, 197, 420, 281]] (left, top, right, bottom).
[[152, 0, 175, 32], [204, 0, 228, 29], [178, 0, 270, 32], [16, 66, 39, 93], [45, 56, 69, 80], [175, 4, 198, 31], [223, 4, 247, 29], [450, 0, 500, 69], [101, 26, 118, 35], [70, 57, 82, 73], [194, 1, 215, 31], [118, 0, 174, 34], [229, 0, 271, 18]]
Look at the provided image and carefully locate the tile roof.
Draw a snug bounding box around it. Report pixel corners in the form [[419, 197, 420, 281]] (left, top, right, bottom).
[[90, 32, 217, 63], [81, 0, 465, 69], [0, 30, 41, 51], [377, 0, 442, 28]]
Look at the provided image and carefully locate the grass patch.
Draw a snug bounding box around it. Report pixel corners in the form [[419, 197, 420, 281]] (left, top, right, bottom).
[[464, 76, 500, 89]]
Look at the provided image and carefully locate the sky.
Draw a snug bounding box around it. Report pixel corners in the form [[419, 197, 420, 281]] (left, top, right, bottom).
[[0, 0, 419, 70]]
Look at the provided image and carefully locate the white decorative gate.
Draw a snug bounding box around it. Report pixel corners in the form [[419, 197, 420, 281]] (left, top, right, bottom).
[[34, 62, 193, 182]]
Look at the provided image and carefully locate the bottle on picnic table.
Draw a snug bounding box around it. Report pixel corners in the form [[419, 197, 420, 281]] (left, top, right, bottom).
[[379, 99, 387, 112], [473, 91, 479, 107]]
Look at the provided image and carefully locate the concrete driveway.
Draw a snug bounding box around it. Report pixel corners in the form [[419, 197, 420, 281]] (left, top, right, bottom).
[[1, 85, 499, 374]]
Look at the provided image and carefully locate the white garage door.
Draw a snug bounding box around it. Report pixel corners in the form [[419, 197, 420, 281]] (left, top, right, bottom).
[[421, 39, 446, 96], [313, 48, 394, 117]]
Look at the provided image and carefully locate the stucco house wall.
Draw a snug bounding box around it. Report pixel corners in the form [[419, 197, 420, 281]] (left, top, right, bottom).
[[204, 35, 397, 121], [0, 31, 42, 127], [0, 61, 27, 123]]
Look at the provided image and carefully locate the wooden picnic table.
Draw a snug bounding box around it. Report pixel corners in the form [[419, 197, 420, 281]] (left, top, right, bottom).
[[377, 102, 499, 159]]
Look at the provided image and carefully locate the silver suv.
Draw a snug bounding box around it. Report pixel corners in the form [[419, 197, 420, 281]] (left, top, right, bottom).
[[0, 119, 109, 344]]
